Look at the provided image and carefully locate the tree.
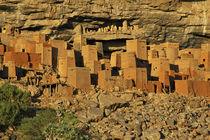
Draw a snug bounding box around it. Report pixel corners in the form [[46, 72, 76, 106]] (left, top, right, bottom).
[[43, 121, 90, 140], [18, 108, 90, 140], [0, 101, 20, 126], [43, 110, 90, 140], [17, 109, 58, 140], [0, 82, 30, 127]]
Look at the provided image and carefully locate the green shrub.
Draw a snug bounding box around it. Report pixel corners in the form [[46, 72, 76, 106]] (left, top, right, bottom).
[[0, 101, 20, 126], [60, 109, 81, 125], [0, 82, 30, 127], [43, 109, 89, 140], [43, 121, 90, 140], [17, 109, 58, 140]]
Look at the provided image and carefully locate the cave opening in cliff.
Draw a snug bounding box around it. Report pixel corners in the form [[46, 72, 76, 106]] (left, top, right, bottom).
[[22, 26, 44, 32], [0, 5, 15, 12], [63, 16, 127, 32], [87, 39, 127, 58]]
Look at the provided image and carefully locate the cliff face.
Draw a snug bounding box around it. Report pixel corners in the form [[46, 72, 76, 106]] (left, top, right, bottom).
[[0, 0, 209, 48]]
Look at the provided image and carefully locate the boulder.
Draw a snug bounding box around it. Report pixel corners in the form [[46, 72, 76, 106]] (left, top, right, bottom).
[[75, 110, 88, 123], [87, 107, 104, 122], [98, 94, 128, 109], [143, 129, 161, 140]]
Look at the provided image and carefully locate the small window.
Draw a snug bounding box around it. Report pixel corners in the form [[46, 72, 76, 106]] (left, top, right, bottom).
[[154, 85, 157, 93], [203, 59, 205, 62], [29, 63, 32, 68], [102, 64, 105, 70], [22, 49, 25, 52]]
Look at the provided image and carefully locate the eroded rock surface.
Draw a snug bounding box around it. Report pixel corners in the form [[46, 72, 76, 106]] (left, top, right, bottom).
[[0, 0, 209, 48]]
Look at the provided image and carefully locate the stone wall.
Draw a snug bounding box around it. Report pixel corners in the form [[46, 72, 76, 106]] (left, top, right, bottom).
[[0, 0, 209, 48]]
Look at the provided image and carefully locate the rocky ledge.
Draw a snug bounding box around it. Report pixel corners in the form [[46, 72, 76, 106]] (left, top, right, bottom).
[[0, 0, 209, 48]]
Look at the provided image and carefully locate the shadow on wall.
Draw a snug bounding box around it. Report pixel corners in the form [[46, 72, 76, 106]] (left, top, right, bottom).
[[0, 5, 15, 12], [21, 26, 44, 32]]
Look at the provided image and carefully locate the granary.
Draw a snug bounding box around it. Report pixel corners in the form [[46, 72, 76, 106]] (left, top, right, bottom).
[[0, 24, 209, 97]]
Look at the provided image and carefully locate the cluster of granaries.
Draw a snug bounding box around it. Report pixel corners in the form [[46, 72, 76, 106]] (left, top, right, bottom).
[[84, 20, 139, 34], [0, 25, 210, 97]]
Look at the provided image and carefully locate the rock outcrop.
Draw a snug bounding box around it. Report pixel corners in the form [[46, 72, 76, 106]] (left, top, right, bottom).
[[0, 0, 209, 48]]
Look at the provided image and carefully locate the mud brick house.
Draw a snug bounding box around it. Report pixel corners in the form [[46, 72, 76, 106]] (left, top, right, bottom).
[[0, 24, 209, 97], [67, 67, 91, 89], [110, 51, 122, 68], [126, 40, 147, 61]]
